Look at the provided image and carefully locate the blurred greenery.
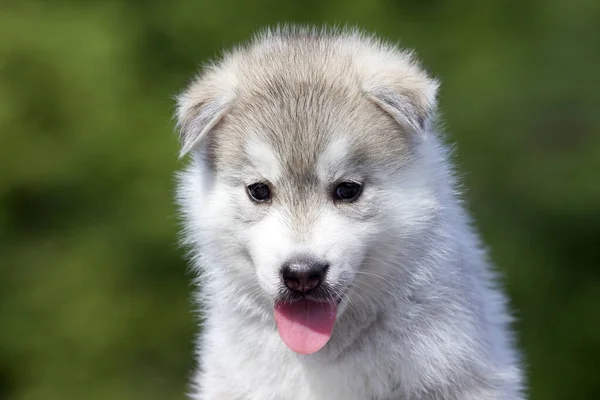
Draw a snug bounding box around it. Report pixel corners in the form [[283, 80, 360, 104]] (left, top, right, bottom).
[[0, 0, 599, 399]]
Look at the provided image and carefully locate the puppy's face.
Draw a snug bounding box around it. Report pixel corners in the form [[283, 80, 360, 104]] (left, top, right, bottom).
[[176, 31, 440, 324], [183, 83, 438, 313]]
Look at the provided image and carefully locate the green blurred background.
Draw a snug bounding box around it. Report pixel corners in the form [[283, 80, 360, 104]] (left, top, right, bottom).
[[1, 0, 599, 399]]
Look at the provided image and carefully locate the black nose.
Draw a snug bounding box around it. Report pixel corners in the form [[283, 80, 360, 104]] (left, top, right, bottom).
[[281, 259, 329, 293]]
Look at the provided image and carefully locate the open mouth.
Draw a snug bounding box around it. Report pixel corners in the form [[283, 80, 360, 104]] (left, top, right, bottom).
[[273, 290, 345, 355]]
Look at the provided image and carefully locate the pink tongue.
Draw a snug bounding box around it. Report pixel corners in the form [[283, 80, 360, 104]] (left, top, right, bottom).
[[274, 299, 337, 354]]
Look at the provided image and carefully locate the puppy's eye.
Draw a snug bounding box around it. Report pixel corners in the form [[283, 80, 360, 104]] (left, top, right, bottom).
[[333, 181, 362, 202], [247, 183, 271, 202]]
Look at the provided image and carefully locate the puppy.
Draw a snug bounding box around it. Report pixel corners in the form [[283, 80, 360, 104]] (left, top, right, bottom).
[[175, 26, 525, 400]]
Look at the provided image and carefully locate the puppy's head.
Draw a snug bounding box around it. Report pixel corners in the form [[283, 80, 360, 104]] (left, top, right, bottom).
[[176, 27, 441, 353]]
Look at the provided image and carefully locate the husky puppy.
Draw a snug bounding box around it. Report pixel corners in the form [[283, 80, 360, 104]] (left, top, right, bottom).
[[175, 26, 525, 400]]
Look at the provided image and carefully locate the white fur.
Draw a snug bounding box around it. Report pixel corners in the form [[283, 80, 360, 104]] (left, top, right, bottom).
[[244, 139, 282, 183], [175, 26, 525, 400]]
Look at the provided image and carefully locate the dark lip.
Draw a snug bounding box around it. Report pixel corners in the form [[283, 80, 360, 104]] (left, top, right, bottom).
[[275, 284, 346, 305]]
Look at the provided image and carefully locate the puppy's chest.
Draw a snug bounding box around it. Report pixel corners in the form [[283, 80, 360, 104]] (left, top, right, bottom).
[[211, 327, 399, 400]]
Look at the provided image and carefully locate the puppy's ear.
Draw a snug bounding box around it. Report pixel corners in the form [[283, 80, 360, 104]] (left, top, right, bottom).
[[362, 51, 439, 136], [175, 65, 237, 158]]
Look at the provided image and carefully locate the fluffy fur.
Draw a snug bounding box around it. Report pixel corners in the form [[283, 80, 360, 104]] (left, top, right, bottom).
[[174, 26, 525, 400]]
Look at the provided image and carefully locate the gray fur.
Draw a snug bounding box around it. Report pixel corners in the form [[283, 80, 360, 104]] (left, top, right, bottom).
[[175, 26, 526, 400]]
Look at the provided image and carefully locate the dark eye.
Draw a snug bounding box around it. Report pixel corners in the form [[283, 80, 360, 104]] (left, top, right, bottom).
[[333, 181, 362, 202], [247, 182, 271, 202]]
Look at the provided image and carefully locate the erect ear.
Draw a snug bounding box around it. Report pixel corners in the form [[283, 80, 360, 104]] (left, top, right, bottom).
[[175, 65, 237, 158], [362, 51, 439, 136]]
